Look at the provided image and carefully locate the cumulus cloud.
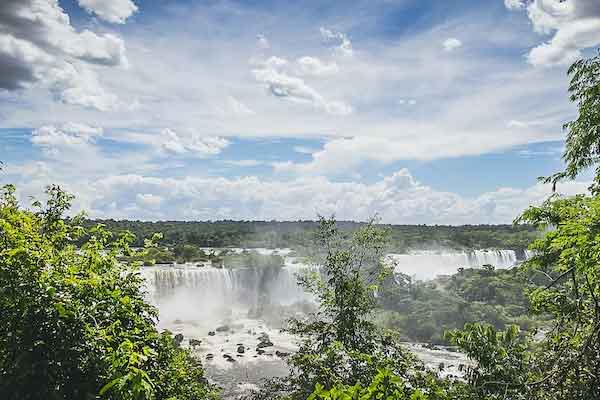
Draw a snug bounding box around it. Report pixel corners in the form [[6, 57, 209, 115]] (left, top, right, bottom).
[[0, 0, 129, 109], [320, 27, 353, 57], [443, 38, 463, 51], [506, 0, 600, 67], [77, 0, 138, 24], [251, 56, 352, 115], [8, 167, 583, 224], [159, 129, 229, 157], [31, 123, 103, 157]]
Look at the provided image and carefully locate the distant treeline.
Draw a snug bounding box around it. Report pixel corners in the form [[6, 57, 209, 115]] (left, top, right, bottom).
[[84, 219, 539, 251]]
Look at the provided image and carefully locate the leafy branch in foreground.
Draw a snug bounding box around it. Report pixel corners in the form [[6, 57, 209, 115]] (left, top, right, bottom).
[[0, 184, 216, 400]]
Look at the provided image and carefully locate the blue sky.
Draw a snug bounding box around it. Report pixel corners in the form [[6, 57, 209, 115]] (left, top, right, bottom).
[[0, 0, 598, 223]]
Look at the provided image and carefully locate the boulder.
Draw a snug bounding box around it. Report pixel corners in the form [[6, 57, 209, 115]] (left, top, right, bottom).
[[257, 340, 274, 349], [237, 345, 245, 354], [275, 350, 290, 358], [206, 353, 214, 360], [189, 338, 202, 348], [208, 331, 216, 336], [174, 333, 184, 346]]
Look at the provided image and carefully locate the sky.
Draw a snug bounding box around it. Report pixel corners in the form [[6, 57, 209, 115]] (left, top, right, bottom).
[[1, 0, 599, 224]]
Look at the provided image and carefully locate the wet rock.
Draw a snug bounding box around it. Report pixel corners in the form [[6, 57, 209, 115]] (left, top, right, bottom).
[[256, 348, 265, 355], [174, 333, 184, 346], [257, 340, 274, 349], [223, 354, 236, 363], [275, 350, 290, 358], [189, 338, 202, 348], [208, 331, 216, 336], [237, 345, 245, 354], [206, 353, 214, 360], [257, 332, 274, 348]]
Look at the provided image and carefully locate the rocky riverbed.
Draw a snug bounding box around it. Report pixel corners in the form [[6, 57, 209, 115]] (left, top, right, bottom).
[[160, 313, 471, 399]]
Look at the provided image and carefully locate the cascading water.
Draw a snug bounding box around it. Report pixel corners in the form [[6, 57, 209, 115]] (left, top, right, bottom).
[[387, 249, 527, 280], [141, 261, 315, 326]]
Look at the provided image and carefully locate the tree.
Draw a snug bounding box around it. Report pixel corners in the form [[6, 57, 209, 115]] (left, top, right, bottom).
[[543, 52, 600, 192], [0, 184, 216, 400], [250, 217, 448, 400], [439, 52, 600, 400], [446, 324, 531, 400], [517, 195, 600, 399], [307, 369, 428, 400]]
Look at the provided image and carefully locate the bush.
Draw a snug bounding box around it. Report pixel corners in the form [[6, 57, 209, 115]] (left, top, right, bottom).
[[0, 185, 216, 400]]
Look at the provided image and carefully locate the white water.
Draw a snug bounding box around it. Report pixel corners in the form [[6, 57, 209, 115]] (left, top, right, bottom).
[[141, 263, 314, 324], [387, 249, 525, 280]]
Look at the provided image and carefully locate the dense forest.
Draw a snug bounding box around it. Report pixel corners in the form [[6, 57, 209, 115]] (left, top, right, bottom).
[[377, 266, 545, 344], [3, 51, 600, 400], [84, 219, 538, 252]]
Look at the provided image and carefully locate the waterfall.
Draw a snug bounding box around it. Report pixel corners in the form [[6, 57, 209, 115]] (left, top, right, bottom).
[[141, 263, 313, 311], [387, 249, 527, 280]]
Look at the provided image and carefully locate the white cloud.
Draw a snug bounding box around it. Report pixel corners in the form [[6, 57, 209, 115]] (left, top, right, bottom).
[[296, 56, 340, 76], [159, 129, 229, 157], [0, 0, 129, 109], [136, 193, 163, 208], [443, 38, 463, 52], [274, 125, 546, 176], [251, 56, 352, 115], [215, 96, 255, 117], [31, 123, 103, 156], [506, 0, 600, 67], [0, 0, 576, 170], [507, 119, 545, 128], [7, 167, 586, 224], [293, 146, 319, 154], [77, 0, 138, 24], [223, 159, 263, 167], [320, 27, 354, 57], [504, 0, 525, 10]]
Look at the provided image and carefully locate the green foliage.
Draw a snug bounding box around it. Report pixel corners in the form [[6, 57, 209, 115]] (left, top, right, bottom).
[[441, 50, 600, 400], [85, 219, 538, 253], [307, 369, 427, 400], [377, 267, 540, 343], [0, 185, 215, 400], [248, 218, 455, 400], [542, 53, 600, 191], [517, 194, 600, 399], [446, 324, 531, 400]]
